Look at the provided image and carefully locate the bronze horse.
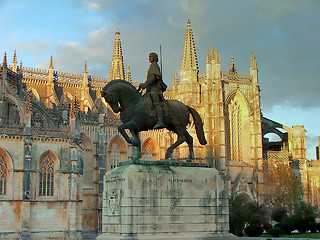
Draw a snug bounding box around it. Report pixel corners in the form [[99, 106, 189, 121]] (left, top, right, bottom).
[[101, 80, 207, 161]]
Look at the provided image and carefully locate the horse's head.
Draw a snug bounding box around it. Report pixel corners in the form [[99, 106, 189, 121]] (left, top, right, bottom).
[[101, 87, 121, 113], [102, 80, 140, 114]]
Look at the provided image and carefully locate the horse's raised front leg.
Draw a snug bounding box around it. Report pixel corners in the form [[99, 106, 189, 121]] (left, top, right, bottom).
[[130, 128, 141, 162], [117, 120, 138, 146]]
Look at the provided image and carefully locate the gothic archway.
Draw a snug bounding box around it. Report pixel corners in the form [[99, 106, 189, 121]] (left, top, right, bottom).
[[225, 91, 251, 162], [106, 135, 127, 171], [142, 138, 160, 161]]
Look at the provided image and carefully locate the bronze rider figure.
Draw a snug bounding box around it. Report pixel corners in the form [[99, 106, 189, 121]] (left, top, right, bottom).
[[139, 52, 166, 129]]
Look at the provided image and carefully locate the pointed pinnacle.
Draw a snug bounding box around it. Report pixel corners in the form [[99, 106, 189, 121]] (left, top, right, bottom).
[[3, 52, 7, 67], [13, 50, 17, 63], [206, 49, 211, 64], [50, 55, 54, 69], [84, 60, 88, 73]]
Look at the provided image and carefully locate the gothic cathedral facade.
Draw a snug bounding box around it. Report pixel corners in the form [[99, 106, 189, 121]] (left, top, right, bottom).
[[0, 20, 319, 238]]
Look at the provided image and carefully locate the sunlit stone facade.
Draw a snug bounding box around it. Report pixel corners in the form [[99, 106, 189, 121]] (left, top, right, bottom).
[[0, 20, 318, 238]]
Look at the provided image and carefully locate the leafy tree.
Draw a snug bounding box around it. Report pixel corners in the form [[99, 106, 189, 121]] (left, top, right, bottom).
[[261, 160, 302, 210], [229, 194, 268, 237]]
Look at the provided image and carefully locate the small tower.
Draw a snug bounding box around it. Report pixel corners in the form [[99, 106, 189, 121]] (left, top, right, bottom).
[[178, 19, 200, 107], [109, 28, 125, 81], [83, 60, 88, 88], [250, 50, 258, 84], [205, 48, 212, 79], [125, 65, 132, 83], [45, 55, 55, 108]]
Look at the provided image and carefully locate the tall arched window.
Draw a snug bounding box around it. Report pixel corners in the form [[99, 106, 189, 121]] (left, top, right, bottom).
[[39, 155, 54, 196], [228, 98, 243, 161], [0, 155, 8, 196], [110, 144, 120, 169]]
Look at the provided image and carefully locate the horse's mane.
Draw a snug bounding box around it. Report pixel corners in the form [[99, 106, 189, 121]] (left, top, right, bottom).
[[103, 79, 138, 93]]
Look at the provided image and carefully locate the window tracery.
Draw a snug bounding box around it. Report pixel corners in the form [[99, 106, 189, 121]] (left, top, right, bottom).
[[110, 144, 120, 169], [39, 155, 54, 196], [0, 155, 8, 196], [227, 98, 243, 161]]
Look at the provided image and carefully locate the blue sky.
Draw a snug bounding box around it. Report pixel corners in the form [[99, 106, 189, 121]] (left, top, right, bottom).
[[1, 0, 319, 159]]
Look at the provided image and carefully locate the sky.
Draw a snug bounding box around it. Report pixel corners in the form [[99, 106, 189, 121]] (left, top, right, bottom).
[[0, 0, 319, 159]]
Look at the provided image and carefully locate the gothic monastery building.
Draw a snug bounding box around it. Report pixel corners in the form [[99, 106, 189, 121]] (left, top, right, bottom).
[[0, 20, 319, 239]]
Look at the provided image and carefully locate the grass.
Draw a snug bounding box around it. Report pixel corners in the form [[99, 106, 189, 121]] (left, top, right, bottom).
[[262, 233, 320, 239]]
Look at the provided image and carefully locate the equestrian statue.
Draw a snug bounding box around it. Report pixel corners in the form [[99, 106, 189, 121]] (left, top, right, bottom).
[[101, 52, 207, 162]]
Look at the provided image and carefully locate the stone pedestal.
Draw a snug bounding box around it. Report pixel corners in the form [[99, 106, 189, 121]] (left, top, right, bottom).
[[96, 161, 237, 240]]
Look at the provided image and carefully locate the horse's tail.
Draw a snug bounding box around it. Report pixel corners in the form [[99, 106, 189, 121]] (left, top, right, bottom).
[[188, 106, 207, 145]]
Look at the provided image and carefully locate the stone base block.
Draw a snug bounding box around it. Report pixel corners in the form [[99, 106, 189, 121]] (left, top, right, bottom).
[[97, 161, 236, 240]]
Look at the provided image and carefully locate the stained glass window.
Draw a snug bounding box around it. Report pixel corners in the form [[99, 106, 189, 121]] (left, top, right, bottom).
[[39, 155, 54, 196]]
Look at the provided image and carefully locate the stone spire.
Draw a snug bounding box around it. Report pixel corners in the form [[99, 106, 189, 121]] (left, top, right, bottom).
[[83, 61, 88, 87], [2, 52, 7, 68], [180, 19, 198, 81], [12, 50, 18, 72], [49, 55, 54, 69], [250, 50, 258, 84], [109, 28, 125, 81], [125, 65, 132, 83], [250, 50, 258, 71], [84, 60, 88, 74], [19, 61, 23, 75], [206, 49, 211, 64], [215, 48, 221, 64], [211, 43, 215, 62], [229, 55, 237, 74]]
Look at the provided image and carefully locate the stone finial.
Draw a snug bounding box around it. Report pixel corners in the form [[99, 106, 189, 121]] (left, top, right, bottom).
[[3, 52, 7, 68], [206, 49, 211, 64], [49, 55, 54, 69], [211, 43, 215, 61], [229, 54, 237, 74], [19, 61, 23, 74], [215, 48, 221, 64], [84, 60, 88, 74], [250, 50, 258, 70], [12, 50, 18, 72]]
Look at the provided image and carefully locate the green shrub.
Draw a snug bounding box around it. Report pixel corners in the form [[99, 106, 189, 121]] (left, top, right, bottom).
[[271, 206, 288, 223], [277, 217, 295, 234], [268, 226, 283, 237], [244, 224, 264, 237]]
